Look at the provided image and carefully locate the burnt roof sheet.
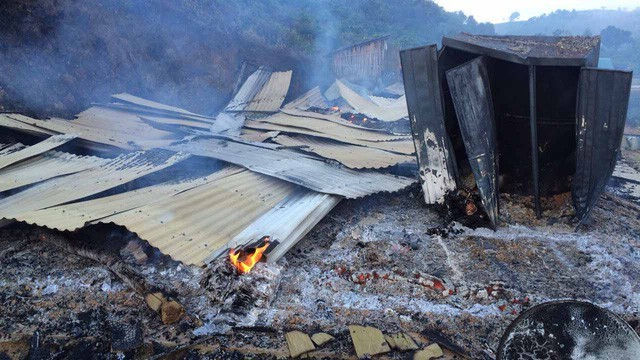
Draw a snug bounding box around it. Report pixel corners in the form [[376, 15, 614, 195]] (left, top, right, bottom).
[[442, 33, 601, 66]]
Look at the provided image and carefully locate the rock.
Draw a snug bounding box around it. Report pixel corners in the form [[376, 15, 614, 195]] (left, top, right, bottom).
[[311, 332, 335, 346], [145, 292, 165, 313], [348, 325, 390, 358], [160, 300, 185, 325], [385, 333, 418, 351], [285, 331, 315, 358], [414, 343, 444, 360]]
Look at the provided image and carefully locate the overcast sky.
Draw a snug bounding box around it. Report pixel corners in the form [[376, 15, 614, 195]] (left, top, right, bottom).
[[435, 0, 640, 23]]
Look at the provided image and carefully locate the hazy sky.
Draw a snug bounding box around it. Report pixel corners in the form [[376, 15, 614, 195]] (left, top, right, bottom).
[[435, 0, 640, 23]]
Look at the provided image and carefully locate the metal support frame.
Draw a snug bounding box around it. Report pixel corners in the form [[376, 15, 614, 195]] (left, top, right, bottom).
[[528, 65, 541, 218]]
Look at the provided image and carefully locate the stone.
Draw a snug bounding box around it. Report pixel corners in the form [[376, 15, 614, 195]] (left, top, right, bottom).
[[385, 333, 418, 351], [414, 343, 444, 360], [311, 332, 335, 346], [285, 331, 315, 358], [348, 325, 390, 358]]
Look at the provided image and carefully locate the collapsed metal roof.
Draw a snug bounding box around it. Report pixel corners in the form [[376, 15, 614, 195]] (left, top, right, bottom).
[[225, 67, 292, 113]]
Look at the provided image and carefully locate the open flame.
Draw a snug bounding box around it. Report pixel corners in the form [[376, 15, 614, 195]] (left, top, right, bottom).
[[229, 237, 270, 274], [331, 106, 340, 111]]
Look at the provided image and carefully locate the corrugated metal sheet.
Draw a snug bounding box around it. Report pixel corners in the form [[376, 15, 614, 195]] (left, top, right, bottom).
[[0, 150, 190, 217], [4, 107, 179, 150], [446, 57, 499, 227], [327, 80, 408, 122], [0, 143, 25, 156], [400, 45, 457, 204], [170, 138, 416, 199], [251, 112, 410, 142], [111, 93, 215, 122], [0, 151, 107, 192], [573, 68, 633, 223], [282, 108, 395, 133], [12, 166, 244, 231], [273, 134, 414, 169], [206, 189, 341, 264], [283, 86, 328, 110], [225, 68, 292, 112], [100, 169, 298, 265], [240, 129, 280, 143], [0, 134, 77, 170], [244, 121, 415, 154], [0, 114, 57, 136]]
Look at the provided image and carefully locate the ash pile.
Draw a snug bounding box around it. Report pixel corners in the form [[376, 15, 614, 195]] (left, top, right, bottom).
[[1, 33, 640, 359]]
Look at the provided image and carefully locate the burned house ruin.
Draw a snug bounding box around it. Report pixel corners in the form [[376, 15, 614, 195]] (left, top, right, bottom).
[[401, 33, 633, 227]]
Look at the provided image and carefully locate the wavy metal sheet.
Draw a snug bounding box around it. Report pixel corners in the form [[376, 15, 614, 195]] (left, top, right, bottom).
[[226, 68, 292, 112], [244, 121, 415, 155], [0, 134, 77, 170], [170, 138, 416, 199], [100, 170, 297, 265], [400, 45, 457, 204], [0, 151, 107, 192], [329, 80, 408, 122], [252, 112, 410, 142], [0, 114, 57, 136], [283, 86, 328, 111], [12, 166, 243, 231], [206, 189, 341, 264], [0, 150, 190, 218], [273, 134, 414, 169], [573, 68, 633, 223], [0, 143, 25, 156], [111, 93, 215, 122], [446, 57, 499, 227]]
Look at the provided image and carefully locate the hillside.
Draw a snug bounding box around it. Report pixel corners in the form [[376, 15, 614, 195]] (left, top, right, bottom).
[[495, 8, 640, 36]]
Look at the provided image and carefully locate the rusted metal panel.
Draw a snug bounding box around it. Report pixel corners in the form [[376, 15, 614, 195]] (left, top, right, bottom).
[[573, 68, 633, 223], [0, 134, 77, 171], [400, 45, 457, 204], [445, 57, 499, 227]]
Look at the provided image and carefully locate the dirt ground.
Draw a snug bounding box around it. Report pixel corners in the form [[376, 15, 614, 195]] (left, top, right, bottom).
[[1, 154, 640, 359]]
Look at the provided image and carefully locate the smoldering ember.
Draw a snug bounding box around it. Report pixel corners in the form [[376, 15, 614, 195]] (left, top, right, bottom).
[[1, 2, 640, 360]]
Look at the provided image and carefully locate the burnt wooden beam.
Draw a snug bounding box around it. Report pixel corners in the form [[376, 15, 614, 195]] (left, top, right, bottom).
[[529, 65, 542, 219]]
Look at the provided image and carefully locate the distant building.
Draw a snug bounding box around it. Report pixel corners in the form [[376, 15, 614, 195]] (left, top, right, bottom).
[[331, 36, 400, 86]]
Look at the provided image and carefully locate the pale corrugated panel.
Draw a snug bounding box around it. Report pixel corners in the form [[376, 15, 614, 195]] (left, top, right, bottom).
[[240, 129, 280, 143], [282, 108, 395, 133], [0, 151, 108, 192], [0, 143, 25, 156], [6, 107, 179, 150], [12, 166, 244, 231], [0, 150, 190, 218], [206, 189, 341, 264], [283, 86, 328, 111], [226, 69, 292, 113], [170, 138, 416, 199], [139, 115, 211, 131], [273, 134, 414, 169], [613, 162, 640, 183], [253, 112, 409, 142], [332, 80, 408, 121], [100, 169, 298, 265], [225, 69, 272, 112], [111, 93, 214, 121], [0, 114, 57, 136], [384, 82, 406, 96], [0, 134, 77, 170], [245, 70, 292, 112], [244, 121, 415, 155]]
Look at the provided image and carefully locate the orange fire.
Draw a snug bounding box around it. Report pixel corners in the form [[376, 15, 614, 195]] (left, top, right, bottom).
[[229, 238, 270, 274], [331, 106, 340, 111]]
